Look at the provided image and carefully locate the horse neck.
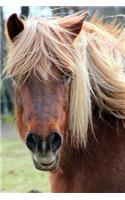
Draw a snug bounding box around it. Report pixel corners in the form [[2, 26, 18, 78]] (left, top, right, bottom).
[[65, 107, 123, 152]]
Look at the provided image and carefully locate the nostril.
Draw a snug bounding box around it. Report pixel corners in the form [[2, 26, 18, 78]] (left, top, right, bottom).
[[25, 133, 40, 152], [48, 132, 63, 152]]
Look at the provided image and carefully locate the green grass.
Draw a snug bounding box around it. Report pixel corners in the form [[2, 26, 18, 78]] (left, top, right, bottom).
[[1, 114, 14, 123], [0, 139, 51, 193]]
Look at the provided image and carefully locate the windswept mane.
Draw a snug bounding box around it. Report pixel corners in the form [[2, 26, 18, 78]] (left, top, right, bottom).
[[4, 17, 77, 83], [4, 12, 125, 147]]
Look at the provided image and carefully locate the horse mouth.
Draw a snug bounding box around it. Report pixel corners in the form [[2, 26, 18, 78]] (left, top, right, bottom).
[[33, 155, 60, 172]]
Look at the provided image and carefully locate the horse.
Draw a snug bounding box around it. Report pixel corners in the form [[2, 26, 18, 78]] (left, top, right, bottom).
[[4, 11, 125, 192]]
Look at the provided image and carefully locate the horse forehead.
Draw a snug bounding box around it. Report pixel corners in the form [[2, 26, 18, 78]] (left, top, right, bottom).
[[41, 62, 52, 81], [23, 77, 54, 101]]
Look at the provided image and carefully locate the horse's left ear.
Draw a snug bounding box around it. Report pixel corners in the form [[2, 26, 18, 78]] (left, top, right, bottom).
[[60, 12, 88, 40], [7, 13, 24, 41]]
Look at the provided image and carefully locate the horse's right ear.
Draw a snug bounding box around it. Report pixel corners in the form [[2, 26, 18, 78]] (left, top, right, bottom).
[[60, 12, 88, 41], [7, 13, 24, 41]]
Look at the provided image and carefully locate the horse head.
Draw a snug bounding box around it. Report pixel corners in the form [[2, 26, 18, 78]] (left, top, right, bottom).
[[6, 13, 87, 171]]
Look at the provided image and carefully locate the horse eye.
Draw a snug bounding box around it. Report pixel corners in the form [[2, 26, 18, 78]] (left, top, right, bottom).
[[63, 74, 72, 84], [12, 77, 16, 84], [12, 77, 16, 81]]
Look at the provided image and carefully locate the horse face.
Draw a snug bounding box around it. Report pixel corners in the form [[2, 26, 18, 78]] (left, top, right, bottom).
[[7, 13, 87, 171], [15, 70, 71, 171]]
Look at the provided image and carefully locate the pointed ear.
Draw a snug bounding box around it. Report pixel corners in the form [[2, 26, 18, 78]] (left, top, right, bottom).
[[7, 13, 24, 41], [60, 12, 88, 40]]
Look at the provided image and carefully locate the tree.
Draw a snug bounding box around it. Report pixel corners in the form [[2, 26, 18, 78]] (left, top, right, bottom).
[[0, 7, 14, 114], [20, 6, 29, 18], [50, 6, 83, 16]]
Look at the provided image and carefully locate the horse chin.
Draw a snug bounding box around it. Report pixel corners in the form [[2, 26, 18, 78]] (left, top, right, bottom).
[[33, 154, 60, 172]]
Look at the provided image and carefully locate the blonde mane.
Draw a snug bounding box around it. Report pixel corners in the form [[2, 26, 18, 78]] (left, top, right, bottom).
[[4, 12, 125, 147]]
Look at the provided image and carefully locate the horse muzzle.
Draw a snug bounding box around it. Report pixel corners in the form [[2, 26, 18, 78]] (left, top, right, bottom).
[[33, 153, 60, 171], [25, 131, 63, 171]]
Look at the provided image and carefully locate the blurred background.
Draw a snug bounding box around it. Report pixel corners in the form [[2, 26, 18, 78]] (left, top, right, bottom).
[[0, 6, 125, 192]]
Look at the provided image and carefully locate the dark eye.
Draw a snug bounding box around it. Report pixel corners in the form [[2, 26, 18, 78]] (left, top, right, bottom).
[[12, 76, 16, 81], [63, 73, 72, 84]]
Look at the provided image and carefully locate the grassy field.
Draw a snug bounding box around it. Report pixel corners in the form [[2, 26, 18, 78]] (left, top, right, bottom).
[[0, 139, 51, 193]]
